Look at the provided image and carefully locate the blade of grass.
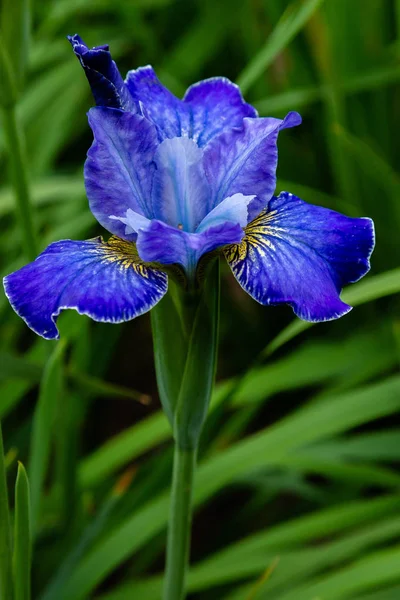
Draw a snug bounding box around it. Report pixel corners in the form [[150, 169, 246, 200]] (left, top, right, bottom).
[[236, 0, 326, 94], [254, 64, 400, 114], [275, 545, 400, 600], [0, 423, 12, 600], [29, 340, 66, 537], [265, 267, 400, 356], [57, 375, 400, 598], [13, 462, 31, 600]]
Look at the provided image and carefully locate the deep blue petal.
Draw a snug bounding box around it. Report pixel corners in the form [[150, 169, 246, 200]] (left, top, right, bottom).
[[136, 219, 244, 275], [125, 66, 183, 139], [68, 34, 135, 111], [85, 107, 158, 239], [203, 112, 302, 217], [182, 77, 257, 147], [3, 237, 168, 340], [225, 192, 375, 322], [125, 68, 257, 146]]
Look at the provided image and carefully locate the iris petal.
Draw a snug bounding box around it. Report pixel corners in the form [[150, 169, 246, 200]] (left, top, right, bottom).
[[197, 193, 256, 232], [182, 77, 258, 147], [225, 192, 375, 322], [136, 219, 244, 275], [125, 67, 257, 146], [151, 137, 210, 231], [68, 34, 135, 111], [3, 237, 168, 340], [85, 107, 158, 239], [203, 112, 301, 217]]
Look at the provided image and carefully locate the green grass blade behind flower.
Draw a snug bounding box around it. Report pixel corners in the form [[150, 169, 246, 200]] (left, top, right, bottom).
[[13, 462, 31, 600], [236, 0, 326, 94], [224, 547, 400, 600], [0, 0, 30, 93], [0, 350, 149, 403], [161, 0, 238, 86], [39, 470, 135, 600], [333, 125, 400, 226], [29, 340, 66, 537], [351, 586, 400, 600], [29, 82, 88, 175], [77, 324, 394, 487], [79, 411, 170, 487], [0, 177, 85, 217], [56, 376, 400, 599], [97, 500, 400, 599], [254, 64, 400, 114], [265, 267, 400, 356], [230, 324, 396, 406], [305, 430, 400, 462], [269, 546, 400, 600], [0, 423, 12, 600]]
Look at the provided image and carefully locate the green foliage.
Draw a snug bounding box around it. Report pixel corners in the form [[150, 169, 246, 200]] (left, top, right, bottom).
[[13, 462, 31, 600], [0, 0, 399, 599]]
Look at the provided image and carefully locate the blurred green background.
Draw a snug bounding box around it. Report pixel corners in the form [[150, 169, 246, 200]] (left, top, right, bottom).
[[1, 0, 400, 598]]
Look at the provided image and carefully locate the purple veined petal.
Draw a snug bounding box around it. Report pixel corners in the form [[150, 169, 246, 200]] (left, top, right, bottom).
[[125, 67, 257, 146], [225, 191, 375, 322], [3, 237, 168, 340], [182, 77, 258, 147], [203, 112, 302, 217], [136, 219, 244, 276], [85, 107, 159, 239], [68, 34, 136, 111], [151, 137, 210, 231], [125, 66, 183, 139]]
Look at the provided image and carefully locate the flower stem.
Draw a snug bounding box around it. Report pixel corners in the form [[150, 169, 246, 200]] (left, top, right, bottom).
[[163, 443, 197, 600], [1, 104, 37, 260]]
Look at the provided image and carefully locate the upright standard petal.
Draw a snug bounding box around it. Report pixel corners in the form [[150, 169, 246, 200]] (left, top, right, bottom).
[[68, 34, 136, 111], [203, 112, 301, 218], [225, 192, 375, 322], [151, 137, 210, 231], [125, 68, 257, 145], [3, 237, 168, 340], [182, 77, 257, 147], [125, 66, 183, 140], [85, 107, 158, 239]]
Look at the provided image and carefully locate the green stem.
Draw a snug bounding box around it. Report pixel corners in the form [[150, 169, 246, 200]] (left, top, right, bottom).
[[163, 444, 197, 600], [1, 104, 37, 260]]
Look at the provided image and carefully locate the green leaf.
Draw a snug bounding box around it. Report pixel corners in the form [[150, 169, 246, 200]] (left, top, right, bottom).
[[0, 0, 30, 93], [236, 0, 326, 93], [230, 324, 396, 406], [78, 412, 170, 488], [253, 65, 400, 115], [274, 545, 400, 600], [0, 423, 12, 600], [13, 462, 31, 600], [0, 176, 84, 217], [0, 38, 18, 107], [97, 504, 400, 599], [29, 340, 66, 537], [57, 376, 400, 599], [265, 267, 400, 356]]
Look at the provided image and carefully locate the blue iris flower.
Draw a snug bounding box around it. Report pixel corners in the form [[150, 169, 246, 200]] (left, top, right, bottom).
[[3, 35, 375, 340]]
